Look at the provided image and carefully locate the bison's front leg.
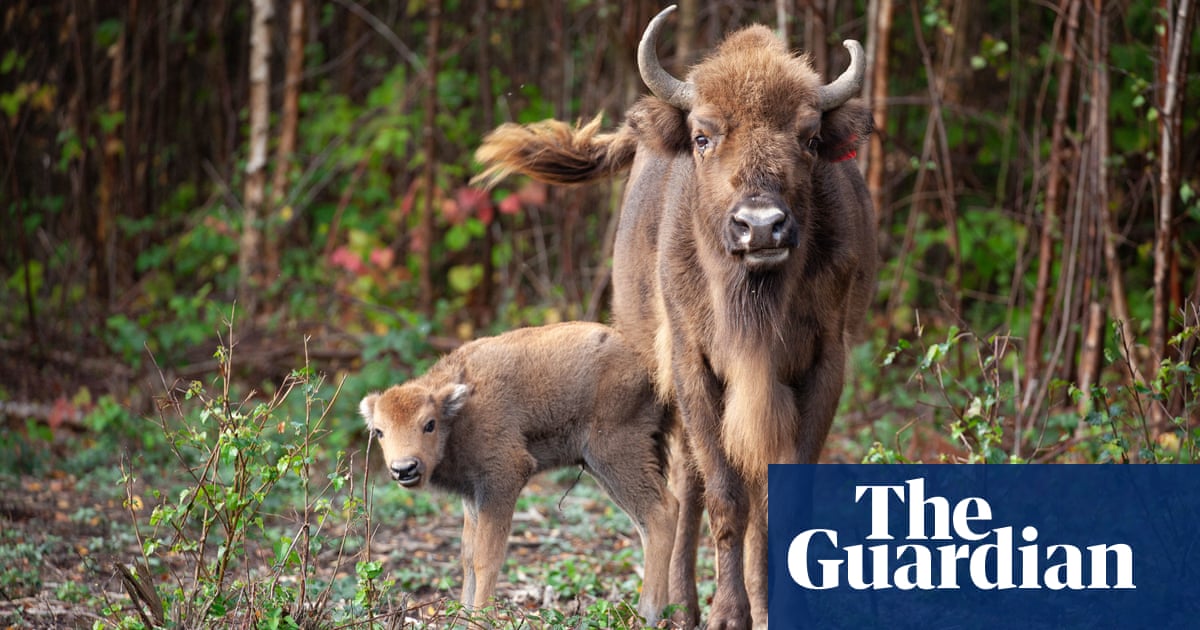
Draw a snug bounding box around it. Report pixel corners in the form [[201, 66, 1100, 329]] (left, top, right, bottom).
[[461, 499, 479, 607], [673, 348, 752, 629], [468, 488, 522, 610], [669, 435, 704, 629], [744, 488, 769, 627], [791, 341, 847, 464]]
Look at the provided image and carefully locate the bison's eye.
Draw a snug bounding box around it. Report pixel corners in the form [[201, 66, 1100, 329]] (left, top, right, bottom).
[[423, 418, 436, 434], [371, 427, 383, 439], [805, 136, 820, 153], [694, 134, 711, 155]]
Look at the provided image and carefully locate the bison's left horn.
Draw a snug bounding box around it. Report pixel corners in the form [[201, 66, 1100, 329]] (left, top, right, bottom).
[[638, 5, 696, 110], [816, 40, 865, 111]]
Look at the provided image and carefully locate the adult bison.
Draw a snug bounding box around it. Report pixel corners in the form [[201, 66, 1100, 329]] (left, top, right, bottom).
[[475, 6, 876, 627]]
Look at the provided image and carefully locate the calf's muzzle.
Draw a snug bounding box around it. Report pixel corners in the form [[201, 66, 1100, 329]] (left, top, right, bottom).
[[390, 457, 424, 487]]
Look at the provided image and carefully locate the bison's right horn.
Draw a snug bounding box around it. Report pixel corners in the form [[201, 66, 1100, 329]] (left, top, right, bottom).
[[816, 40, 865, 111], [638, 5, 696, 110]]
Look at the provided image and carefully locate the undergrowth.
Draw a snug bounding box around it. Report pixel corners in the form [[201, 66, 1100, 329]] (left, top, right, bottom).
[[95, 314, 668, 629], [845, 310, 1200, 465]]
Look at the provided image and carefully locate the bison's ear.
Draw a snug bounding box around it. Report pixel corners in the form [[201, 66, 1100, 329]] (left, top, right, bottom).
[[435, 382, 471, 420], [817, 98, 873, 163], [627, 96, 691, 154], [359, 392, 380, 428]]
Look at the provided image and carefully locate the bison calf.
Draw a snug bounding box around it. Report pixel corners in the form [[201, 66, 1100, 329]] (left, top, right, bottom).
[[359, 322, 678, 623]]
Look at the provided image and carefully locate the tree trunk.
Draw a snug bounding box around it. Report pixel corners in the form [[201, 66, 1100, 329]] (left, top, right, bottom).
[[776, 0, 790, 40], [239, 0, 274, 316], [677, 0, 698, 67], [865, 0, 893, 231], [266, 0, 306, 283], [417, 0, 442, 315], [1100, 46, 1143, 402], [1025, 0, 1080, 397], [1073, 0, 1109, 430], [1152, 0, 1196, 428], [475, 0, 495, 326], [96, 0, 128, 306], [803, 0, 828, 76]]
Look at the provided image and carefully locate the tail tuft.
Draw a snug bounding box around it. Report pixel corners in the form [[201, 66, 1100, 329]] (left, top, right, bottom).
[[473, 115, 637, 188]]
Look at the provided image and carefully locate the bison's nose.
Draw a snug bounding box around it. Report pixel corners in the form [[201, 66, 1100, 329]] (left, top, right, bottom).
[[389, 457, 423, 487], [727, 198, 796, 266]]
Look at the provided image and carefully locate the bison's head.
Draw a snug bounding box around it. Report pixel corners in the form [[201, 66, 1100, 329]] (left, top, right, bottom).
[[359, 379, 470, 488], [637, 5, 870, 272]]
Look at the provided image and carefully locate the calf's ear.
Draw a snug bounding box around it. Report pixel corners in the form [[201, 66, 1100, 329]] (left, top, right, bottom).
[[359, 393, 380, 428], [435, 382, 471, 420]]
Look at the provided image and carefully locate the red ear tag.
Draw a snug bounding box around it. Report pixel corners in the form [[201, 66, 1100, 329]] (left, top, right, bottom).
[[829, 133, 859, 162]]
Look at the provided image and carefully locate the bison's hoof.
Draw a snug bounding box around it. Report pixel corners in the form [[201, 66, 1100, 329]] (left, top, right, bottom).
[[703, 601, 752, 630]]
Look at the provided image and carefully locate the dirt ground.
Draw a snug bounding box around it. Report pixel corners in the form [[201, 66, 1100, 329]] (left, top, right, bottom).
[[0, 465, 677, 628]]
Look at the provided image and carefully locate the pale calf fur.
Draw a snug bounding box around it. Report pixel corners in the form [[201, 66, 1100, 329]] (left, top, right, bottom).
[[359, 322, 678, 623]]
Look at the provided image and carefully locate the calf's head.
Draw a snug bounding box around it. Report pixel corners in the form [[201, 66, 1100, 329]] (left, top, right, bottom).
[[636, 5, 871, 272], [359, 380, 470, 488]]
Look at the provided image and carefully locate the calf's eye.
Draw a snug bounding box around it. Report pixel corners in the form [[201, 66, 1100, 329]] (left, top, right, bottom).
[[423, 419, 436, 433], [694, 134, 710, 154], [371, 428, 383, 439]]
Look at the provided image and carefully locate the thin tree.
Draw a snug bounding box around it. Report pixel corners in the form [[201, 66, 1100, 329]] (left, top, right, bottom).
[[1151, 0, 1196, 429], [417, 0, 442, 314], [803, 0, 828, 76], [96, 0, 128, 305], [864, 0, 893, 229], [1025, 0, 1081, 397], [239, 0, 274, 314], [266, 0, 307, 281]]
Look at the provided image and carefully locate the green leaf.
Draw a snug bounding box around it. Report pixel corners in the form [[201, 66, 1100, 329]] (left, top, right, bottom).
[[447, 264, 483, 294], [1, 50, 23, 75]]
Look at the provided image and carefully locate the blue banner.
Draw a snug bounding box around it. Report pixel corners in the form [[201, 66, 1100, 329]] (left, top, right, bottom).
[[767, 465, 1200, 629]]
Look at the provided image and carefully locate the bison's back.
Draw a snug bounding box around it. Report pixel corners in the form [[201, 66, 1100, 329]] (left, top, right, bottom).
[[439, 322, 663, 472], [451, 322, 654, 422]]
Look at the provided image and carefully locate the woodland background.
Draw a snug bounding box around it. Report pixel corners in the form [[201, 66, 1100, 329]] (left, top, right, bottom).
[[1, 0, 1199, 627]]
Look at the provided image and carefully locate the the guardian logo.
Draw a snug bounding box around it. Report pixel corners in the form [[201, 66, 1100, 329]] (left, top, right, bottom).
[[787, 478, 1135, 591]]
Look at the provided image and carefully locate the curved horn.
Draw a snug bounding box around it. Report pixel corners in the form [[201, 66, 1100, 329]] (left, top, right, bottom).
[[637, 5, 695, 110], [816, 40, 865, 111]]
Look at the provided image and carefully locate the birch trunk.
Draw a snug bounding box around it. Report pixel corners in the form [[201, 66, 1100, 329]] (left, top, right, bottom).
[[239, 0, 273, 313]]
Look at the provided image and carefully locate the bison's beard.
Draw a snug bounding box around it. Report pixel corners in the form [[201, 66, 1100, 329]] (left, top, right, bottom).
[[724, 270, 790, 348], [715, 268, 801, 481]]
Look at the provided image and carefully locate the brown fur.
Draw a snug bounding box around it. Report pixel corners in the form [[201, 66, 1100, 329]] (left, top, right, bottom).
[[359, 322, 677, 624], [473, 21, 876, 630]]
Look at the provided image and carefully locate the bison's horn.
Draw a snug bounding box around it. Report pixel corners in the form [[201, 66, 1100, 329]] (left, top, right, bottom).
[[638, 5, 695, 110], [816, 40, 865, 111]]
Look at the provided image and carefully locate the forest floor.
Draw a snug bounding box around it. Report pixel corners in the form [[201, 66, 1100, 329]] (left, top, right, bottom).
[[0, 329, 961, 628], [0, 452, 706, 629]]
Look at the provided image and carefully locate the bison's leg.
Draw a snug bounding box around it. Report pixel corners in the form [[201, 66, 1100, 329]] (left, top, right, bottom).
[[469, 488, 522, 610], [585, 438, 678, 625], [669, 432, 703, 628], [673, 351, 753, 629], [792, 344, 846, 464], [461, 499, 479, 607], [744, 487, 769, 628]]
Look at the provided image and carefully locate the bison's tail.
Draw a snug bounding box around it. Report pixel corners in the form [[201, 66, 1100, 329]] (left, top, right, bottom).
[[472, 115, 637, 188]]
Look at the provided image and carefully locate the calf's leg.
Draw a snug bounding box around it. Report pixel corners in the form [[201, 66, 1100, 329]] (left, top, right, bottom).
[[460, 499, 478, 607], [585, 431, 678, 624], [468, 492, 520, 610]]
